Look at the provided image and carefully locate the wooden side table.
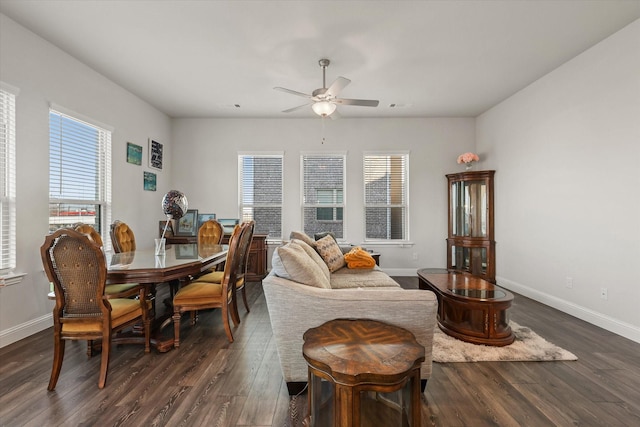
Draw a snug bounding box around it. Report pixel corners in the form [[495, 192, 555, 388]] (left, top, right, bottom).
[[302, 319, 425, 426]]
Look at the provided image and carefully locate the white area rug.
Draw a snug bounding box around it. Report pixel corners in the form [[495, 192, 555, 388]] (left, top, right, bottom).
[[432, 321, 578, 363]]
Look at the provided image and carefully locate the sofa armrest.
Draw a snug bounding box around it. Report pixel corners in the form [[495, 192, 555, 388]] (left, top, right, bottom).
[[263, 274, 438, 384]]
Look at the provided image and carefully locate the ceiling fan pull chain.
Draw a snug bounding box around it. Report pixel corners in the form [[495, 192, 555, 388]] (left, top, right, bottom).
[[321, 115, 326, 144]]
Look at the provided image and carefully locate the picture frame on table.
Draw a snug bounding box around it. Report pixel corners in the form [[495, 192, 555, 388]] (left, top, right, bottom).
[[197, 213, 216, 230], [175, 243, 198, 259], [218, 218, 239, 235], [158, 220, 174, 238], [176, 209, 198, 236]]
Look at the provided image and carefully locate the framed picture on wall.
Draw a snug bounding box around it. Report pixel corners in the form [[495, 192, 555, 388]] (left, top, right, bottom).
[[143, 171, 156, 191], [149, 139, 163, 169], [126, 142, 142, 165], [176, 209, 198, 236]]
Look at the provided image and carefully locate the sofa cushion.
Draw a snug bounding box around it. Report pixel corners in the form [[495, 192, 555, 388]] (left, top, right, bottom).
[[330, 267, 401, 289], [289, 231, 316, 248], [315, 234, 346, 272], [290, 239, 331, 283], [272, 243, 331, 289]]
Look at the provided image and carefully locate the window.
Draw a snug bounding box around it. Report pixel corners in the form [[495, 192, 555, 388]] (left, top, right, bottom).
[[302, 153, 345, 238], [49, 108, 112, 247], [238, 153, 283, 239], [363, 153, 409, 240], [0, 84, 17, 272], [316, 189, 343, 221]]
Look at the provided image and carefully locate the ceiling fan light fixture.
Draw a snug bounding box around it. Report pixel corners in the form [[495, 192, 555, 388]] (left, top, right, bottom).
[[312, 100, 336, 117]]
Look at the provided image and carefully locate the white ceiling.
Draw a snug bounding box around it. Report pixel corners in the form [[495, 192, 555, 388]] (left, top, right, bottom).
[[1, 0, 639, 119]]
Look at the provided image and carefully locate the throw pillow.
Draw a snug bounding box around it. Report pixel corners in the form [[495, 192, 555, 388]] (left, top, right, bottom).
[[315, 234, 346, 272], [271, 243, 331, 288], [289, 231, 316, 248], [314, 231, 337, 242], [291, 239, 331, 282], [344, 246, 376, 269]]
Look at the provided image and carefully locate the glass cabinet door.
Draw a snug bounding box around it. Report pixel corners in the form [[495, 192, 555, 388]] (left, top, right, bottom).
[[451, 245, 488, 276], [451, 179, 487, 238]]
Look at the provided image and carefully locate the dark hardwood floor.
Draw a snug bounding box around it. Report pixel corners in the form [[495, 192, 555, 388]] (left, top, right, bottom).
[[1, 277, 639, 426]]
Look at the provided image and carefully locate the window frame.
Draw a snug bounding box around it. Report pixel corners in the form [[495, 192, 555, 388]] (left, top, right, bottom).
[[238, 152, 284, 240], [363, 151, 410, 242], [48, 105, 112, 250], [0, 83, 18, 274], [301, 152, 347, 239]]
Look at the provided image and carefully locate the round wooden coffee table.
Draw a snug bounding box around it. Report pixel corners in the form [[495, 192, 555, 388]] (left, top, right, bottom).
[[302, 318, 424, 426]]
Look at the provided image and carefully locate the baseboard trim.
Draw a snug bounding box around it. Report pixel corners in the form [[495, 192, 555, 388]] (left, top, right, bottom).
[[383, 268, 418, 276], [497, 276, 640, 344], [0, 313, 52, 348]]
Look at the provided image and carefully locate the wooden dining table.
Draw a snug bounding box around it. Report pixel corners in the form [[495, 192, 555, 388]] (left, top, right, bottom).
[[106, 242, 228, 285], [107, 242, 229, 352]]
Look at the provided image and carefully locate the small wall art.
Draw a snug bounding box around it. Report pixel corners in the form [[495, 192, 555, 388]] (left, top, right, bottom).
[[149, 139, 163, 169], [143, 171, 157, 191], [126, 142, 142, 165]]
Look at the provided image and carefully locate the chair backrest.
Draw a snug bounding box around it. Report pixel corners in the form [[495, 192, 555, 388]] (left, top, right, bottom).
[[235, 220, 255, 280], [219, 224, 245, 294], [198, 219, 224, 245], [74, 223, 104, 247], [41, 228, 109, 321], [110, 220, 136, 253]]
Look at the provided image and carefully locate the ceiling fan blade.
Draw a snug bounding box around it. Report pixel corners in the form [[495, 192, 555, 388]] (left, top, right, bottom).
[[326, 77, 351, 97], [333, 98, 379, 107], [274, 87, 313, 99], [282, 103, 311, 113]]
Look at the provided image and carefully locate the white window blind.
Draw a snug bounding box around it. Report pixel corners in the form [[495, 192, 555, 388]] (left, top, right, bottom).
[[49, 109, 112, 247], [238, 153, 283, 239], [0, 86, 17, 271], [363, 153, 409, 240], [302, 153, 345, 239]]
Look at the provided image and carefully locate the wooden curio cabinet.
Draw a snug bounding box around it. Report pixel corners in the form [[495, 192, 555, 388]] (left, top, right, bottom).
[[446, 170, 496, 283]]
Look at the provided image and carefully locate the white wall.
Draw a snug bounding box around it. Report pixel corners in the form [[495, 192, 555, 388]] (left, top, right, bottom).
[[170, 117, 475, 273], [0, 14, 172, 347], [476, 19, 640, 343]]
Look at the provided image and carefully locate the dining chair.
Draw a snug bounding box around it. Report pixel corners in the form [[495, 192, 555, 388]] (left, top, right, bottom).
[[198, 219, 224, 245], [73, 223, 147, 356], [194, 221, 255, 316], [172, 223, 248, 345], [110, 220, 136, 253], [41, 228, 150, 390], [197, 219, 225, 275], [75, 222, 143, 298]]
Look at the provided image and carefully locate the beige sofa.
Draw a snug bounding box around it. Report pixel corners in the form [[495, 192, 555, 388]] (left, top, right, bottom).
[[262, 233, 438, 395]]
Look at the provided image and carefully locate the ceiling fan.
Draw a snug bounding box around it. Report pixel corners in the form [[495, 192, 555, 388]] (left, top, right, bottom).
[[274, 59, 379, 118]]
